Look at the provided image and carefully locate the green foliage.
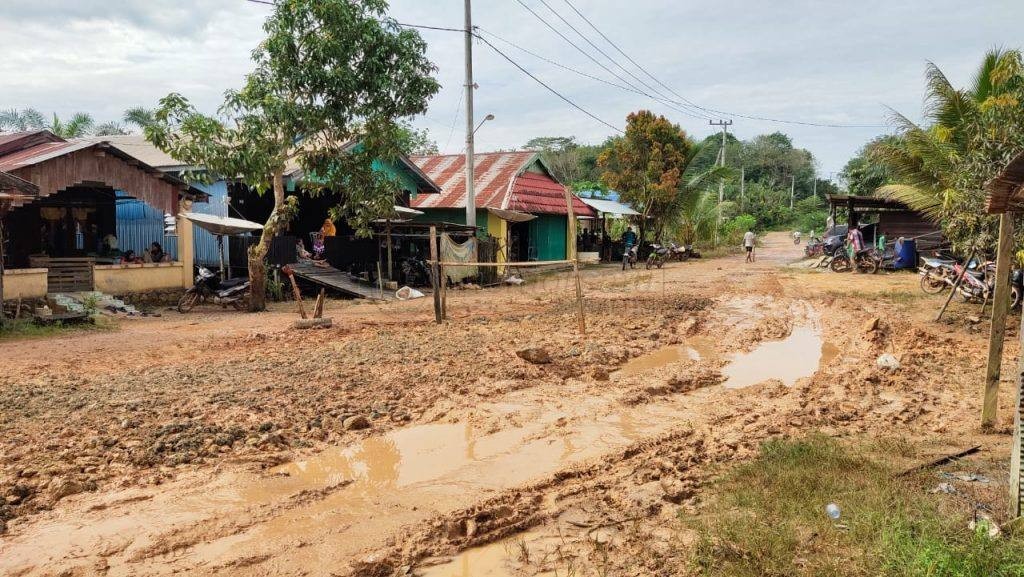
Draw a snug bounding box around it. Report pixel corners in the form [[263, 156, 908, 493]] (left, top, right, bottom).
[[869, 48, 1024, 254], [395, 121, 438, 155], [691, 435, 1024, 577], [723, 214, 756, 245], [840, 136, 897, 196], [145, 0, 438, 310]]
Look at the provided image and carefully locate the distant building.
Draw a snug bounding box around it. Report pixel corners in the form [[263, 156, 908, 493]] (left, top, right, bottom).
[[410, 152, 595, 261]]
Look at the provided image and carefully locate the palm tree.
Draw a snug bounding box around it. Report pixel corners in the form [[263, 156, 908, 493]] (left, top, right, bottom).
[[122, 106, 155, 130], [0, 108, 45, 132], [46, 112, 95, 139], [662, 140, 732, 243], [94, 121, 129, 136], [872, 49, 1024, 246]]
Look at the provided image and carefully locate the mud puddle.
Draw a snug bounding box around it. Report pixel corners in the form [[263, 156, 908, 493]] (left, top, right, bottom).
[[723, 325, 837, 388], [418, 528, 557, 577], [0, 395, 698, 576], [613, 336, 716, 377]]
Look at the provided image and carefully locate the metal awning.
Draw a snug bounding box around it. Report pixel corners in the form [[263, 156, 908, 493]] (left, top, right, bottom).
[[182, 212, 263, 236], [393, 205, 423, 216], [986, 152, 1024, 213], [580, 197, 640, 217], [487, 207, 536, 223]]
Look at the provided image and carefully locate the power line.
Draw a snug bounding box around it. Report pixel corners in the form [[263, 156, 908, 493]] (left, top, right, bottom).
[[474, 34, 622, 133], [513, 0, 712, 121], [442, 88, 464, 151], [536, 0, 711, 120], [555, 0, 888, 128]]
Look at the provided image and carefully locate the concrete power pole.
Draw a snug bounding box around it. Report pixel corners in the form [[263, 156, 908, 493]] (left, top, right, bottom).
[[464, 0, 476, 227], [740, 166, 745, 212], [790, 175, 795, 209], [812, 175, 818, 199], [709, 119, 732, 245]]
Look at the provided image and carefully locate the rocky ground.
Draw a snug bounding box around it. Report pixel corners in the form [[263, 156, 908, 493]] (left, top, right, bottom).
[[0, 233, 1017, 576]]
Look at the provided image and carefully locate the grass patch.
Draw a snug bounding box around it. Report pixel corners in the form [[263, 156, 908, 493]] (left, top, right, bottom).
[[0, 316, 115, 341], [689, 435, 1024, 577]]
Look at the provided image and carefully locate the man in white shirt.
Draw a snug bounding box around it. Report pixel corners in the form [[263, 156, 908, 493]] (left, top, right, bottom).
[[743, 229, 756, 263]]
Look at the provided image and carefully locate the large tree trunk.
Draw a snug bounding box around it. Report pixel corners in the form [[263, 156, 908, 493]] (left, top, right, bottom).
[[247, 170, 287, 312]]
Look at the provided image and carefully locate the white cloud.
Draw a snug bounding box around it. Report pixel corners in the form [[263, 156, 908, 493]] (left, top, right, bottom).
[[0, 0, 1020, 175]]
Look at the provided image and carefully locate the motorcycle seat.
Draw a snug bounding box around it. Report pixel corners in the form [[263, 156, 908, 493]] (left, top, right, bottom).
[[219, 278, 248, 289]]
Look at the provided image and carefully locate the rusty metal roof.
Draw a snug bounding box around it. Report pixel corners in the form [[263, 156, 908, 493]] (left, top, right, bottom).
[[410, 151, 594, 216], [985, 152, 1024, 213]]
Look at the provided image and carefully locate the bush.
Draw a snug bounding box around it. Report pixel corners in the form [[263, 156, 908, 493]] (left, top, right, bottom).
[[723, 214, 757, 245]]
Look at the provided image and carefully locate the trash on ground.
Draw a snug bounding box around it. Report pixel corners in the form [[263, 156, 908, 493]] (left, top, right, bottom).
[[940, 471, 991, 483], [969, 512, 1001, 539], [876, 353, 900, 370], [395, 286, 426, 300], [826, 503, 841, 519]]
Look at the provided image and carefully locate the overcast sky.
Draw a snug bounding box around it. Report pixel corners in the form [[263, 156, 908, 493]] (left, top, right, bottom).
[[1, 0, 1021, 178]]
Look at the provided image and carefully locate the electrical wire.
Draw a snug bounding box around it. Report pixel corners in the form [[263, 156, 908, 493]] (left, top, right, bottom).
[[512, 0, 710, 121], [535, 0, 711, 120], [555, 0, 888, 128], [474, 34, 622, 133], [442, 89, 464, 151]]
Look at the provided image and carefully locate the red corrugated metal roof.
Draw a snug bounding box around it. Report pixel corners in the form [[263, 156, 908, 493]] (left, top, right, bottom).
[[509, 171, 594, 216], [410, 151, 595, 216]]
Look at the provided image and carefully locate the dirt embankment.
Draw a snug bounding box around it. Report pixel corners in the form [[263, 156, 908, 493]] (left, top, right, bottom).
[[0, 233, 1015, 577]]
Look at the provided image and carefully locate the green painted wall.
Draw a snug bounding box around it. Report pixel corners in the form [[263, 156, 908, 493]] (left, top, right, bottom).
[[412, 209, 492, 235], [529, 214, 567, 260], [373, 158, 420, 195]]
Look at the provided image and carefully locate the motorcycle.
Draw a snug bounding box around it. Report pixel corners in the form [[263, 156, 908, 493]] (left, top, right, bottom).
[[646, 243, 671, 269], [918, 255, 957, 295], [668, 241, 691, 262], [953, 261, 995, 303], [177, 266, 251, 313], [829, 245, 879, 274], [399, 257, 431, 287], [621, 244, 638, 270]]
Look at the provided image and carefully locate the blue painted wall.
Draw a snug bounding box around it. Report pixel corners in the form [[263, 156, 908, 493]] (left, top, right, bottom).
[[115, 181, 227, 266]]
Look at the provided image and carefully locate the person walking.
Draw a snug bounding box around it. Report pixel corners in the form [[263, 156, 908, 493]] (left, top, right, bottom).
[[743, 228, 756, 263]]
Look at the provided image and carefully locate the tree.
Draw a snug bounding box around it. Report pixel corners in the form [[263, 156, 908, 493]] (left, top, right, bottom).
[[598, 110, 726, 240], [871, 48, 1024, 252], [45, 112, 95, 138], [146, 0, 439, 311], [395, 121, 438, 155], [839, 136, 895, 196], [0, 108, 45, 132], [123, 107, 155, 131], [522, 135, 584, 185]]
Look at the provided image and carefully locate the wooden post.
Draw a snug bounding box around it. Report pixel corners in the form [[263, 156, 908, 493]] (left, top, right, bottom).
[[984, 214, 1014, 428], [386, 219, 393, 281], [936, 249, 977, 321], [282, 265, 307, 319], [440, 262, 447, 320], [0, 205, 6, 329], [313, 288, 325, 319], [429, 225, 442, 324], [561, 188, 586, 335], [376, 261, 384, 300], [1011, 295, 1024, 518]]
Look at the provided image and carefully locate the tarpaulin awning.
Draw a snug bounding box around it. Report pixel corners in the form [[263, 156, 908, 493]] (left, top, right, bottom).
[[182, 212, 264, 236], [393, 205, 424, 216], [580, 197, 640, 217], [487, 207, 536, 223]]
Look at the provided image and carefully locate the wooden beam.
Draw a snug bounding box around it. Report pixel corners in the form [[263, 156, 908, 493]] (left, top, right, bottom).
[[429, 225, 442, 324], [984, 213, 1014, 428], [1012, 294, 1024, 518]]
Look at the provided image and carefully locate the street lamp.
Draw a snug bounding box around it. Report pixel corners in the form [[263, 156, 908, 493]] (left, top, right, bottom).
[[473, 113, 495, 135]]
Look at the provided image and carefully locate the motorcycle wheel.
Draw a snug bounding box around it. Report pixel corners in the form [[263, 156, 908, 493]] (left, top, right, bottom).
[[645, 258, 653, 270], [657, 260, 664, 269], [919, 271, 948, 295], [858, 258, 878, 275], [1012, 286, 1022, 310], [231, 294, 250, 311], [177, 291, 200, 314], [830, 255, 851, 273]]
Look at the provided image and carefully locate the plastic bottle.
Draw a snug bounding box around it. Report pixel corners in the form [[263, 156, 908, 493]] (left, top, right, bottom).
[[826, 503, 841, 519]]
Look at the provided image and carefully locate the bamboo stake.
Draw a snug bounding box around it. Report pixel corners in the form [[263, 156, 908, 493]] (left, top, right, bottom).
[[561, 187, 586, 335], [936, 249, 977, 322], [281, 266, 307, 319], [429, 226, 441, 324], [313, 288, 325, 319]]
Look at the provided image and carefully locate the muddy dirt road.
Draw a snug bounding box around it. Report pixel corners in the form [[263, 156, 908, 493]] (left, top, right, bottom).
[[0, 233, 1016, 576]]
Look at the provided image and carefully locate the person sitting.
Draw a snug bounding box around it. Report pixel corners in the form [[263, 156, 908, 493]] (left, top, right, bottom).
[[296, 238, 313, 261], [148, 242, 169, 263], [320, 218, 336, 239], [121, 250, 143, 264]]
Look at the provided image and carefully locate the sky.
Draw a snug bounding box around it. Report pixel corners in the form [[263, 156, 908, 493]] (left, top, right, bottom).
[[0, 0, 1021, 180]]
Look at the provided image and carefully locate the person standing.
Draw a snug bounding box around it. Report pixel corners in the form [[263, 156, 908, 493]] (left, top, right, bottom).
[[743, 229, 756, 263]]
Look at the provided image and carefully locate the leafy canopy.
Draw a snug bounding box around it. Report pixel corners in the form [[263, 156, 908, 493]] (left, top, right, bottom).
[[146, 0, 440, 236]]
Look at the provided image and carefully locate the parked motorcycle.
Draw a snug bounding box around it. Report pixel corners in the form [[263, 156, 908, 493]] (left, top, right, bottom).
[[646, 243, 671, 269], [953, 261, 995, 303], [918, 255, 957, 295], [177, 266, 251, 313], [830, 245, 879, 274], [399, 257, 431, 287], [668, 241, 691, 262], [621, 244, 638, 270]]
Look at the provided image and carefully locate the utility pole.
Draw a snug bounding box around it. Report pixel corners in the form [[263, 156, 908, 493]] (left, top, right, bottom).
[[790, 175, 795, 209], [464, 0, 476, 227], [812, 175, 817, 199], [709, 119, 732, 245], [739, 166, 745, 212]]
